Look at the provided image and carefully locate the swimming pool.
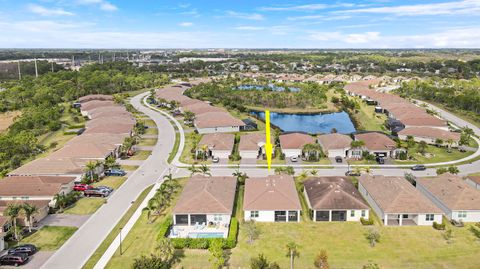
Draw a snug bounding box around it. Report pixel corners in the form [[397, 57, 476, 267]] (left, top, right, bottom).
[[188, 232, 225, 238]]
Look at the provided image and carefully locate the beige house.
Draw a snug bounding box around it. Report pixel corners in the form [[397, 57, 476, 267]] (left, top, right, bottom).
[[239, 133, 273, 159], [398, 127, 461, 147], [279, 133, 316, 158], [197, 133, 235, 159], [317, 133, 352, 158], [0, 216, 10, 250], [194, 112, 246, 134], [466, 175, 480, 190], [353, 132, 399, 158]]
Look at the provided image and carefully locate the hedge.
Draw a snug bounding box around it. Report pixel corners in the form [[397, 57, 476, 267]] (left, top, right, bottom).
[[360, 217, 374, 225], [165, 217, 239, 249], [433, 221, 446, 230], [470, 225, 480, 239]]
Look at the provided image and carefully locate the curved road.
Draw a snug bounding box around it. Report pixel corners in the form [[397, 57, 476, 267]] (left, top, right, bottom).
[[41, 92, 176, 269]]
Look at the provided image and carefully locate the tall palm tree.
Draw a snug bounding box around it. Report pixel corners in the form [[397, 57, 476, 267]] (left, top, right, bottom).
[[286, 241, 300, 269], [22, 203, 39, 233], [145, 199, 158, 223], [5, 204, 22, 241], [104, 155, 118, 170], [188, 164, 199, 176], [84, 161, 98, 182], [199, 164, 211, 177], [54, 193, 68, 211], [232, 170, 248, 185]]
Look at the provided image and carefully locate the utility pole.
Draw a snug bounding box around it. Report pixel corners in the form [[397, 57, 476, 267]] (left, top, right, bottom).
[[34, 58, 38, 78], [17, 61, 21, 80]]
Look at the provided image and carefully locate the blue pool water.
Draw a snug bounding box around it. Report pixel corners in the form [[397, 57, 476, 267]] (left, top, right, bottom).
[[188, 232, 225, 238], [236, 84, 300, 92], [250, 111, 356, 134]]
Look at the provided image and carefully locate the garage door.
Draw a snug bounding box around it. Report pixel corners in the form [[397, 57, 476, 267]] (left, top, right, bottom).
[[240, 151, 258, 159], [328, 149, 345, 158], [212, 150, 230, 159]]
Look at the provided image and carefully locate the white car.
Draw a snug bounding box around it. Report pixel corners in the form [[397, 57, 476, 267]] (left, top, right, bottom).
[[212, 156, 220, 163], [290, 156, 298, 162]]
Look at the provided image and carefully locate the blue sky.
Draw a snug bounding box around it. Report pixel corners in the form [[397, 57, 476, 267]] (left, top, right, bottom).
[[0, 0, 479, 48]]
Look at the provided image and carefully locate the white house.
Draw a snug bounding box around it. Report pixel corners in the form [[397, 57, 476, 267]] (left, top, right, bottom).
[[194, 112, 245, 134], [354, 132, 399, 158], [171, 175, 237, 238], [197, 133, 235, 159], [416, 174, 480, 222], [279, 133, 316, 158], [244, 175, 301, 222], [466, 176, 480, 190], [304, 177, 369, 222], [358, 174, 443, 226], [317, 133, 352, 158], [238, 133, 273, 159]]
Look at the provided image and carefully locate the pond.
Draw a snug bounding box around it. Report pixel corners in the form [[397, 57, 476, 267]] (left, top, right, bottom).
[[250, 111, 356, 134], [236, 84, 300, 92]]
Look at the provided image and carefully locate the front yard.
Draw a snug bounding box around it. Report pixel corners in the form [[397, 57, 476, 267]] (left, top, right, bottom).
[[394, 144, 474, 165], [20, 226, 77, 251], [93, 176, 126, 190], [128, 150, 152, 160], [64, 198, 105, 215], [138, 138, 157, 146]]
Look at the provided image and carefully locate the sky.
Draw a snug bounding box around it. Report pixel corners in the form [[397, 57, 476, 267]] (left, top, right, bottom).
[[0, 0, 479, 48]]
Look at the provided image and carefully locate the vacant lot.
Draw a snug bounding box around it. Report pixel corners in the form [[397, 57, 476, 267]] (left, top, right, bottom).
[[20, 226, 77, 251], [0, 110, 21, 132]]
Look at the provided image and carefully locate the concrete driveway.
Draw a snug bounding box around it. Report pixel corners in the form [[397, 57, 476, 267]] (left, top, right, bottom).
[[0, 251, 54, 269], [38, 214, 90, 228]]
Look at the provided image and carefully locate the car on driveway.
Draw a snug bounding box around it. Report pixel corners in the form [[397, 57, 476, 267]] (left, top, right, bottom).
[[8, 244, 37, 256], [411, 164, 427, 171], [105, 169, 126, 176], [212, 156, 220, 163], [345, 170, 361, 177], [73, 184, 93, 192], [84, 188, 110, 197], [95, 185, 113, 192], [290, 156, 298, 162], [335, 156, 343, 163], [376, 157, 385, 164], [0, 253, 29, 266]]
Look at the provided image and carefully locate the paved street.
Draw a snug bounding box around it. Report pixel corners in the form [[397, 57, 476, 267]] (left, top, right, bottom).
[[41, 92, 176, 269]]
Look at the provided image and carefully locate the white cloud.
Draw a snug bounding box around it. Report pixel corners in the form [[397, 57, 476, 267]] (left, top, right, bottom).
[[342, 0, 480, 16], [27, 4, 74, 16], [225, 11, 264, 20], [179, 22, 193, 27], [77, 0, 118, 11], [234, 26, 266, 30], [287, 15, 352, 21], [260, 4, 329, 11]]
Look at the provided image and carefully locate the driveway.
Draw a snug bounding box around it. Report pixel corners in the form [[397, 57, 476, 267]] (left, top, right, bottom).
[[0, 251, 54, 269], [38, 214, 90, 228]]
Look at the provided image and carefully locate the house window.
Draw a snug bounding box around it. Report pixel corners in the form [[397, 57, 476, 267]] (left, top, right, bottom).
[[250, 211, 259, 218], [361, 210, 366, 217], [425, 214, 434, 221], [21, 197, 29, 200], [213, 215, 223, 221], [350, 210, 355, 217], [458, 211, 467, 218]]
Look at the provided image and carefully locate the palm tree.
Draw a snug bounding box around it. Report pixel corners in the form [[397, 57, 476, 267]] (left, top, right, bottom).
[[84, 161, 98, 182], [286, 241, 300, 269], [5, 204, 21, 241], [145, 199, 158, 223], [156, 238, 175, 265], [297, 170, 309, 181], [302, 143, 323, 162], [54, 193, 68, 211], [233, 170, 248, 185], [198, 164, 211, 177], [310, 169, 318, 176], [104, 155, 118, 170], [188, 164, 199, 176], [350, 140, 365, 149], [22, 203, 39, 233]]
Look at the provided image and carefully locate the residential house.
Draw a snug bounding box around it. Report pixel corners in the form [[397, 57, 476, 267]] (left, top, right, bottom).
[[398, 127, 461, 147], [279, 133, 316, 158], [9, 156, 86, 177], [358, 174, 442, 226], [466, 176, 480, 190], [0, 216, 10, 250], [194, 112, 246, 134], [416, 174, 480, 222], [354, 132, 399, 158], [238, 133, 273, 159], [78, 94, 113, 103], [0, 200, 50, 227], [197, 133, 235, 159], [244, 175, 301, 222], [171, 175, 237, 238], [317, 133, 352, 158]]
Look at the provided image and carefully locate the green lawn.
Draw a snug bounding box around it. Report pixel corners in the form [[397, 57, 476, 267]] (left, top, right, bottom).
[[94, 176, 126, 190], [168, 130, 180, 164], [64, 198, 105, 215], [120, 165, 139, 171], [351, 99, 387, 131], [144, 127, 158, 135], [394, 144, 473, 165], [20, 226, 77, 251], [180, 133, 211, 165], [138, 138, 157, 146], [129, 150, 152, 160]]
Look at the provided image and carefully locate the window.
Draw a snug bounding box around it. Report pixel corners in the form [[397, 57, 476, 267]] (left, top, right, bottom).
[[250, 211, 259, 218], [361, 210, 366, 217], [425, 214, 434, 221], [458, 211, 467, 218], [350, 210, 355, 217], [213, 215, 223, 221]]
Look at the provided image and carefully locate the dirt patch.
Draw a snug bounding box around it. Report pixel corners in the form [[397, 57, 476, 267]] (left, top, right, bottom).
[[0, 110, 21, 132]]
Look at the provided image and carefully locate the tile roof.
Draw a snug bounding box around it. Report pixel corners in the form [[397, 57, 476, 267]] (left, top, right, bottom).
[[173, 175, 237, 214], [194, 112, 245, 129], [304, 177, 369, 210], [279, 133, 316, 149], [199, 133, 235, 151], [416, 174, 480, 211], [239, 133, 269, 151], [0, 176, 75, 197], [317, 133, 352, 151], [244, 175, 301, 211], [467, 175, 480, 185], [80, 100, 116, 112], [358, 174, 442, 214], [9, 156, 86, 176], [78, 94, 113, 103], [355, 132, 396, 151], [398, 127, 461, 141]]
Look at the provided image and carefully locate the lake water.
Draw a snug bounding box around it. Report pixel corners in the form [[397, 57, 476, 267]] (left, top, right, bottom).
[[236, 84, 300, 92], [250, 111, 356, 134]]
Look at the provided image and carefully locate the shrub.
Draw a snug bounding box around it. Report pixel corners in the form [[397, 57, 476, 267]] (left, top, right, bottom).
[[63, 131, 79, 135], [68, 124, 85, 129], [157, 217, 172, 240], [470, 225, 480, 239], [433, 221, 446, 230], [360, 217, 374, 226], [225, 217, 239, 248]]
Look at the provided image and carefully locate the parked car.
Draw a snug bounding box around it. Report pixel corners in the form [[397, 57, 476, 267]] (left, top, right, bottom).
[[0, 253, 29, 266], [290, 156, 298, 162], [95, 185, 113, 192], [335, 156, 343, 163], [376, 157, 385, 164], [345, 170, 361, 177], [212, 156, 220, 163], [73, 184, 93, 192], [7, 244, 37, 256], [84, 188, 110, 197], [411, 164, 427, 171], [105, 169, 126, 176]]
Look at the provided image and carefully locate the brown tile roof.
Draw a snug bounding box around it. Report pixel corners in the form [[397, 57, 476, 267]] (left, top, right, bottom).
[[173, 175, 237, 214], [9, 157, 86, 176], [239, 133, 270, 151], [78, 94, 113, 103], [0, 200, 50, 213], [416, 174, 480, 211], [183, 102, 225, 116], [467, 175, 480, 185], [199, 133, 235, 151], [80, 100, 116, 112], [244, 175, 301, 211], [87, 106, 130, 119], [84, 122, 134, 135], [194, 112, 245, 129], [358, 174, 442, 214], [0, 176, 75, 197], [279, 133, 316, 149], [398, 127, 460, 141], [49, 141, 114, 160], [400, 116, 447, 127], [304, 177, 369, 210], [355, 132, 396, 151], [318, 133, 352, 151]]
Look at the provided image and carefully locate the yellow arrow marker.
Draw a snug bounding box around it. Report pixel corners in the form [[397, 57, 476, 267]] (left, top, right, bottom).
[[265, 110, 273, 171]]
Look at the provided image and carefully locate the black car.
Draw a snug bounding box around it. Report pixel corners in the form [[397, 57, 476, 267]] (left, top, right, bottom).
[[335, 156, 343, 163], [411, 164, 427, 171], [345, 170, 361, 177], [376, 157, 385, 164], [8, 244, 37, 256], [0, 253, 29, 266]]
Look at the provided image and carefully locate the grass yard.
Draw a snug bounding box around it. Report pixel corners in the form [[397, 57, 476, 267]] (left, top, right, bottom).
[[20, 226, 77, 251], [64, 198, 105, 215], [145, 127, 158, 135], [120, 165, 139, 171], [138, 138, 157, 146], [301, 158, 333, 165], [129, 150, 152, 160], [104, 178, 188, 269], [94, 176, 127, 190], [168, 130, 180, 164], [394, 144, 473, 165], [179, 134, 212, 165], [351, 100, 388, 131]]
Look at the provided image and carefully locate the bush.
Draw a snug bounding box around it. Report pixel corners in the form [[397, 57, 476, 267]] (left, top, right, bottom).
[[68, 124, 85, 129], [360, 217, 374, 226], [470, 225, 480, 239], [225, 217, 238, 249], [433, 221, 446, 230], [157, 217, 172, 240], [63, 131, 79, 135]]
